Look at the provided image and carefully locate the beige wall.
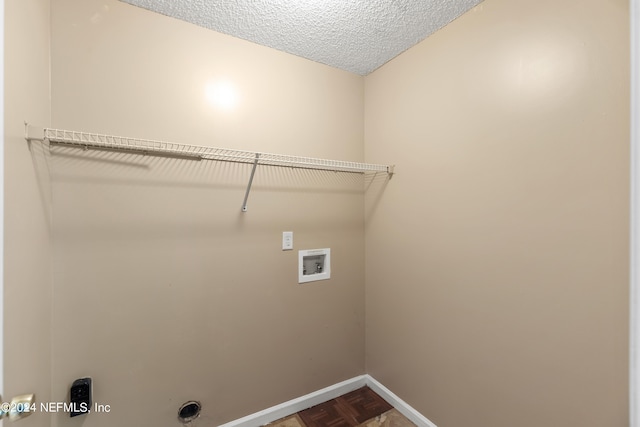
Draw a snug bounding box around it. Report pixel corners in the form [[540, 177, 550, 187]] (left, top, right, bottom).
[[49, 1, 365, 426], [6, 0, 631, 426], [364, 0, 629, 426], [4, 0, 53, 426]]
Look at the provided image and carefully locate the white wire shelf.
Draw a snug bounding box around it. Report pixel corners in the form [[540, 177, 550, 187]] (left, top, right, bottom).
[[25, 125, 393, 174], [25, 124, 394, 212]]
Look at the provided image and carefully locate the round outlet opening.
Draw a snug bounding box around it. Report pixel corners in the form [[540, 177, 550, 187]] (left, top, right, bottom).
[[178, 401, 201, 423]]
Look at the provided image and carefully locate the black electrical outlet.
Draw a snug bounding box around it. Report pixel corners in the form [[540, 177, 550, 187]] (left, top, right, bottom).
[[70, 378, 92, 417]]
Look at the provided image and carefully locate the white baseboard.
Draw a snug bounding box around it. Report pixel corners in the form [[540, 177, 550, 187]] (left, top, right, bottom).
[[217, 374, 436, 427], [364, 375, 437, 427], [218, 375, 368, 427]]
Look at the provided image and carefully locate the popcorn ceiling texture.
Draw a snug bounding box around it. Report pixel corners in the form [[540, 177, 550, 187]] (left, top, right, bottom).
[[120, 0, 483, 75]]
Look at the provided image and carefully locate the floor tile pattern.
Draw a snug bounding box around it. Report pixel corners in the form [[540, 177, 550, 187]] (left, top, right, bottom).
[[266, 387, 415, 427], [358, 409, 414, 427]]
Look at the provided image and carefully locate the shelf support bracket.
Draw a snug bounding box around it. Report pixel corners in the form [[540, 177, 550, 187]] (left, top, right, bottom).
[[241, 153, 260, 212], [24, 122, 45, 142]]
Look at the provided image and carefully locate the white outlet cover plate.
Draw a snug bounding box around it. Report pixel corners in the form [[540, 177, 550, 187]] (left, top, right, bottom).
[[282, 231, 293, 250]]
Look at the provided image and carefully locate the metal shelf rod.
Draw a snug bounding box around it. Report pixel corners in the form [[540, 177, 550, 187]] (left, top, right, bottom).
[[242, 153, 260, 212]]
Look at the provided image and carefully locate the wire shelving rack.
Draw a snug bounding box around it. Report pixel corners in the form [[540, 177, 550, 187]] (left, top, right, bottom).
[[25, 124, 394, 212]]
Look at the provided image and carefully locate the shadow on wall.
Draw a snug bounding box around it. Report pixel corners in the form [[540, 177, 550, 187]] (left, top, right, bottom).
[[45, 142, 369, 193], [26, 138, 54, 231], [31, 141, 392, 241], [365, 172, 392, 225]]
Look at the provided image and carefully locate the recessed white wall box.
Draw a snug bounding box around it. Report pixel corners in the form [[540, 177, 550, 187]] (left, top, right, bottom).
[[298, 248, 331, 283]]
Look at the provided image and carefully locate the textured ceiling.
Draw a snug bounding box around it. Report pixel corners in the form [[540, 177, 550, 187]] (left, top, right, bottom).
[[120, 0, 483, 75]]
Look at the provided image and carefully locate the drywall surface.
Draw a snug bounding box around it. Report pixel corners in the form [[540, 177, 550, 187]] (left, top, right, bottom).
[[50, 1, 365, 425], [4, 0, 52, 426], [2, 0, 51, 427], [364, 0, 629, 426]]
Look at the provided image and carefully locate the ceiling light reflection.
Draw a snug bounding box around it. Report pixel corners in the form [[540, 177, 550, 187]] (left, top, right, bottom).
[[205, 80, 239, 110]]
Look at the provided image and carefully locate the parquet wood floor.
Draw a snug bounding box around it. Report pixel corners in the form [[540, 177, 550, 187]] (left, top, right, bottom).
[[266, 386, 415, 427]]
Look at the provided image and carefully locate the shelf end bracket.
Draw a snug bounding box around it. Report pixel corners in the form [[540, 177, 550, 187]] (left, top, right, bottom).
[[24, 123, 45, 142]]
